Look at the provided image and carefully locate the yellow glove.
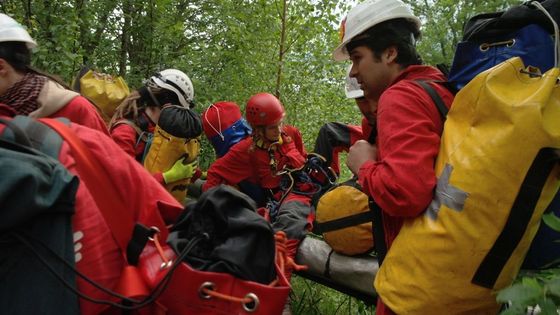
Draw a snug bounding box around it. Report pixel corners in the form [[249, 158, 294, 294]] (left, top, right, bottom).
[[162, 158, 197, 184]]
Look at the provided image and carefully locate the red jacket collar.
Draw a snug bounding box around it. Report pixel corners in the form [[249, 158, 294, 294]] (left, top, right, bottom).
[[389, 65, 446, 87]]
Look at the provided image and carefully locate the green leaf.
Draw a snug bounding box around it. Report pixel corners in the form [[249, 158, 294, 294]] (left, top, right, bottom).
[[521, 277, 542, 290], [537, 297, 558, 315], [543, 212, 560, 232], [496, 283, 542, 306], [544, 276, 560, 297]]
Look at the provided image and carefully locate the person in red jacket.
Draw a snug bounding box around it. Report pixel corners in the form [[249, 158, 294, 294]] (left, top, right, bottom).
[[203, 93, 306, 196], [313, 65, 377, 175], [0, 14, 108, 135], [333, 1, 455, 314], [203, 93, 314, 280], [109, 69, 199, 185], [0, 104, 183, 315]]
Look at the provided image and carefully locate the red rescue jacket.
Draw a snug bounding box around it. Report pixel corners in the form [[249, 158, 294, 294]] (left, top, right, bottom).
[[0, 113, 183, 315], [203, 125, 307, 192], [358, 66, 454, 315]]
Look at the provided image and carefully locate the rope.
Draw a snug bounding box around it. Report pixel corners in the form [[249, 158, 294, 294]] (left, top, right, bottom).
[[274, 231, 308, 276], [12, 231, 204, 310], [195, 231, 308, 310], [204, 104, 224, 141], [201, 287, 253, 304], [152, 233, 170, 266]]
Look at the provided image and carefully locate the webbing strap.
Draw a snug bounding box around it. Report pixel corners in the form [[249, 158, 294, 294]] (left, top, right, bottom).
[[314, 211, 374, 234], [472, 148, 559, 288], [40, 118, 135, 252], [366, 110, 386, 264], [365, 131, 387, 262], [414, 80, 449, 121], [370, 198, 387, 265]]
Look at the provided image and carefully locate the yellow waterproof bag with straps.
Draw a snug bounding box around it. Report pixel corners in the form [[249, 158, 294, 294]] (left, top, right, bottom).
[[375, 56, 560, 314], [314, 179, 374, 255], [144, 105, 202, 204], [72, 67, 130, 121]]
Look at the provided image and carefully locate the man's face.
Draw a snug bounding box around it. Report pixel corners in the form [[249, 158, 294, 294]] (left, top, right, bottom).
[[355, 97, 377, 124], [349, 46, 392, 102]]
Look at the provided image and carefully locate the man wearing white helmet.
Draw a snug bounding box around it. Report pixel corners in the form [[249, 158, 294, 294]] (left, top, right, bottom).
[[109, 69, 200, 185], [313, 65, 377, 176], [334, 1, 454, 314], [0, 13, 108, 134]]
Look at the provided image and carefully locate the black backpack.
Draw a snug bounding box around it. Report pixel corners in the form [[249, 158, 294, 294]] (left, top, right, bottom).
[[0, 116, 79, 315]]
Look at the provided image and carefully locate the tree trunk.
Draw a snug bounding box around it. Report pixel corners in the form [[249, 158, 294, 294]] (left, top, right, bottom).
[[275, 0, 288, 100], [119, 0, 132, 76]]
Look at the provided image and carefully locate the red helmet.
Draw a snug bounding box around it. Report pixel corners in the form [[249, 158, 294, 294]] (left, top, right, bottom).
[[245, 93, 285, 127]]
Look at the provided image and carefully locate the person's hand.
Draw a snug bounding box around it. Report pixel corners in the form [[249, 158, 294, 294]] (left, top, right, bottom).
[[347, 140, 377, 175], [162, 158, 198, 184]]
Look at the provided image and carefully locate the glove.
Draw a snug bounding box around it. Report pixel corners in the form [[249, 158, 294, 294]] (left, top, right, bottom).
[[162, 158, 198, 184]]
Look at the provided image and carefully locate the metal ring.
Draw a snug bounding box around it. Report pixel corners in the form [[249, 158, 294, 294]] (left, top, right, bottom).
[[160, 260, 173, 270], [148, 226, 161, 241], [242, 293, 260, 313], [198, 282, 215, 300], [506, 39, 516, 47], [479, 43, 490, 52]]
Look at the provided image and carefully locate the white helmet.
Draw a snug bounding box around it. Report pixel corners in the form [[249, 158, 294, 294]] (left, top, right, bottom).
[[333, 0, 420, 61], [0, 14, 37, 49], [150, 69, 194, 108], [345, 64, 364, 99]]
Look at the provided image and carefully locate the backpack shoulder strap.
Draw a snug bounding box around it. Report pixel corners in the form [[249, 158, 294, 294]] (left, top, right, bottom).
[[414, 80, 449, 122], [40, 118, 136, 251], [112, 119, 143, 136], [0, 115, 66, 158]]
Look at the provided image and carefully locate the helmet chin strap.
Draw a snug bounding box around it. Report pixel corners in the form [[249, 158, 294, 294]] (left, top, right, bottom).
[[253, 129, 283, 150], [145, 85, 162, 107]]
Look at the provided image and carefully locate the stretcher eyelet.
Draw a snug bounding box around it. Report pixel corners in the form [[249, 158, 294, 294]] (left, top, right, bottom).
[[148, 226, 160, 241], [242, 293, 260, 312], [199, 282, 215, 299], [160, 260, 173, 270]]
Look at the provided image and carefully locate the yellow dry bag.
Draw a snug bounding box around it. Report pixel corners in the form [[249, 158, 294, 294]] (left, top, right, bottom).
[[72, 67, 130, 120], [314, 179, 374, 256], [375, 57, 560, 314], [144, 105, 202, 204]]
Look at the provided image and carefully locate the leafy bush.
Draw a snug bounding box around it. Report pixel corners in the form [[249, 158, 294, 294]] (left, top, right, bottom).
[[498, 212, 560, 315]]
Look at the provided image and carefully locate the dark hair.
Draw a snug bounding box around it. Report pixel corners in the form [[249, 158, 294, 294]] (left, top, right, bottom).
[[109, 83, 181, 129], [0, 41, 31, 72], [0, 41, 71, 88], [346, 18, 422, 68]]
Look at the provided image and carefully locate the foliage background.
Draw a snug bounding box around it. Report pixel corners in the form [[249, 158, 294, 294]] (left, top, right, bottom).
[[2, 0, 521, 167], [2, 0, 534, 314]]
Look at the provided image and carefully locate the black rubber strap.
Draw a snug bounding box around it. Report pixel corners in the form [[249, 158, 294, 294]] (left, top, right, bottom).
[[314, 211, 374, 234], [370, 198, 387, 265], [323, 249, 334, 278], [472, 148, 559, 288], [414, 80, 449, 122], [126, 224, 153, 266], [365, 120, 386, 264]]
